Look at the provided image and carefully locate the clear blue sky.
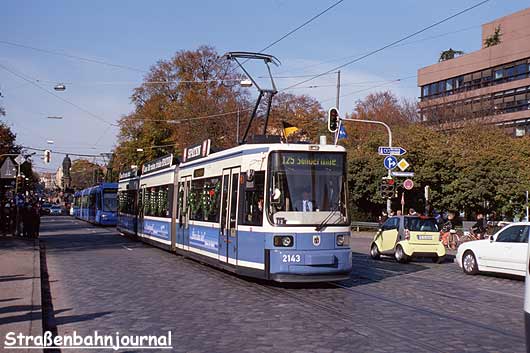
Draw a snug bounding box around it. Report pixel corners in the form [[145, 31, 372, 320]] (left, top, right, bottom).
[[1, 0, 528, 173]]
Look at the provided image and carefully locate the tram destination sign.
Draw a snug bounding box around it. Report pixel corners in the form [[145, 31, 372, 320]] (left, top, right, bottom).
[[119, 169, 137, 180], [182, 139, 211, 163], [142, 154, 174, 174]]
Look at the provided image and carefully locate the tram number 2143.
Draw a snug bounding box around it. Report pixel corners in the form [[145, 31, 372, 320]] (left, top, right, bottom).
[[282, 254, 301, 263]]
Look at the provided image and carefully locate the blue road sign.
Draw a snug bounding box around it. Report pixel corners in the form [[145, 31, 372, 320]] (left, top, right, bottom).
[[383, 156, 398, 170], [378, 146, 407, 156]]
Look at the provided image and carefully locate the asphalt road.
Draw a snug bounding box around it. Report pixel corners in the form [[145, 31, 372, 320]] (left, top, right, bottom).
[[40, 216, 526, 353]]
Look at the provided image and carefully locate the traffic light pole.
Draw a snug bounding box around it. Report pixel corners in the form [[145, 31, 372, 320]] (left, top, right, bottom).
[[340, 118, 393, 213]]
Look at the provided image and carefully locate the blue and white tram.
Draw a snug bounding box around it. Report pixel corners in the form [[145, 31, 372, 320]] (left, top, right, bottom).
[[137, 155, 176, 247], [129, 141, 352, 282], [75, 183, 118, 226], [117, 170, 140, 236], [72, 191, 81, 218]]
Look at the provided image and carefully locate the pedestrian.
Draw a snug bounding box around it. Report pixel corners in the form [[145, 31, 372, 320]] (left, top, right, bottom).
[[389, 210, 396, 217], [21, 203, 32, 237], [471, 212, 486, 239], [396, 210, 402, 216], [408, 208, 418, 216]]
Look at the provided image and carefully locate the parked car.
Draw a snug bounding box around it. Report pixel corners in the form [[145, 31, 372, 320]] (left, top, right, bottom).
[[49, 205, 63, 216], [456, 221, 529, 277], [40, 203, 52, 215], [370, 215, 446, 263]]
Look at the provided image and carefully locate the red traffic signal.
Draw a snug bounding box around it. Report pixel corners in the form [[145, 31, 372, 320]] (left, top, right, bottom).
[[328, 107, 340, 133]]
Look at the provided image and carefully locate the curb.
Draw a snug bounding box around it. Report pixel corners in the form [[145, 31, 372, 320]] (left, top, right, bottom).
[[30, 238, 42, 338]]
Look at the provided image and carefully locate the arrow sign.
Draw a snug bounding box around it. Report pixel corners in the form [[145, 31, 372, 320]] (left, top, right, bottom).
[[383, 156, 398, 170], [378, 146, 407, 156], [392, 171, 415, 177]]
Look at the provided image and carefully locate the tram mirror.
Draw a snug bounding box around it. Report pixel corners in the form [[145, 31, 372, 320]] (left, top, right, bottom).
[[271, 188, 281, 203]]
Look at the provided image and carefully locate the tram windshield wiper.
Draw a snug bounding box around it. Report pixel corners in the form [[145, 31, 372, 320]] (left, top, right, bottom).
[[315, 201, 342, 232]]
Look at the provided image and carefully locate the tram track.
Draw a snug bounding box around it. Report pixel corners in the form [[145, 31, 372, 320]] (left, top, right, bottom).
[[175, 255, 452, 352]]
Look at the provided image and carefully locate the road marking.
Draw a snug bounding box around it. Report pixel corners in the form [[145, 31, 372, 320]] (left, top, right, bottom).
[[122, 245, 133, 251], [475, 287, 523, 299]]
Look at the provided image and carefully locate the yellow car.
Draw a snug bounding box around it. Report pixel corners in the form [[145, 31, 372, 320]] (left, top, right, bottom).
[[370, 216, 446, 263]]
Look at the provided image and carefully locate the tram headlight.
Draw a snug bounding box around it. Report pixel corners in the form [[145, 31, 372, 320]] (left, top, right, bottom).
[[274, 235, 293, 247], [336, 234, 349, 246]]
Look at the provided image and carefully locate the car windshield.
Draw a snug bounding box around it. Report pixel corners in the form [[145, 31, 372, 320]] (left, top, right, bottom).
[[267, 151, 348, 226], [405, 217, 439, 232], [103, 190, 117, 212]]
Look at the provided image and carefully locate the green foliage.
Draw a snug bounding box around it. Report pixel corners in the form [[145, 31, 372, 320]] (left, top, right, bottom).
[[439, 48, 465, 62], [484, 25, 502, 48], [345, 119, 530, 220]]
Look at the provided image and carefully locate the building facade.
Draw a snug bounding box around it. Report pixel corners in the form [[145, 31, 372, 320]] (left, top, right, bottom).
[[418, 7, 530, 135]]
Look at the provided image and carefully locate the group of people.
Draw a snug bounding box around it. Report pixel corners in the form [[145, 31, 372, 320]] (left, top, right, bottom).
[[0, 198, 41, 238]]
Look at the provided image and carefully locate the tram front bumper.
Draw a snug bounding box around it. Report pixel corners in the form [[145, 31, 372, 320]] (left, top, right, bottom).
[[269, 248, 352, 282]]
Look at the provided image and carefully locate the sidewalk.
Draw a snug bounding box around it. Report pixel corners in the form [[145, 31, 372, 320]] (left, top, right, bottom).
[[0, 236, 42, 349]]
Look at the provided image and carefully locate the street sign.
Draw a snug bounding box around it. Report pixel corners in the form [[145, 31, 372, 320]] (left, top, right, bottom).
[[397, 159, 409, 171], [383, 156, 398, 170], [403, 179, 414, 190], [391, 171, 415, 177], [14, 154, 25, 165], [378, 146, 407, 156], [0, 158, 17, 179]]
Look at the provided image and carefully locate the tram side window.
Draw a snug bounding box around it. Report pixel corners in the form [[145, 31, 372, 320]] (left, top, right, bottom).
[[241, 171, 265, 226], [189, 177, 221, 222], [142, 185, 171, 218]]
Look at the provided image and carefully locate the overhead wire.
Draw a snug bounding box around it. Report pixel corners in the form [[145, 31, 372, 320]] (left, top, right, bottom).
[[279, 0, 492, 92], [0, 63, 118, 127]]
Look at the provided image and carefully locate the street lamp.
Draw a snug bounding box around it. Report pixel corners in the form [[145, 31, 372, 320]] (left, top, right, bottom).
[[47, 140, 54, 144], [47, 116, 63, 120], [240, 79, 253, 87], [54, 84, 66, 91]]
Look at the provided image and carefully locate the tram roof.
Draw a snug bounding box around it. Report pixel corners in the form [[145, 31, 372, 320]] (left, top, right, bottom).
[[179, 142, 346, 169]]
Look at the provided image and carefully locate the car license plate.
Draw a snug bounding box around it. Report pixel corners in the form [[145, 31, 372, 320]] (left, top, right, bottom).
[[418, 235, 432, 240]]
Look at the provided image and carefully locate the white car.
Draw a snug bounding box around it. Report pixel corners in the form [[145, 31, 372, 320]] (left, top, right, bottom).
[[456, 222, 529, 277]]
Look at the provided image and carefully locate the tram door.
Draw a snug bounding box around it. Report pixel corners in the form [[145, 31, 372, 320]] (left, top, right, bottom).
[[138, 185, 146, 237], [177, 176, 192, 250], [219, 167, 240, 265]]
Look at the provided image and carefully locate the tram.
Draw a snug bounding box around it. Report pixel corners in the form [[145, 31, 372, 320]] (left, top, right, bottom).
[[117, 170, 140, 236], [117, 140, 352, 282], [73, 182, 118, 226]]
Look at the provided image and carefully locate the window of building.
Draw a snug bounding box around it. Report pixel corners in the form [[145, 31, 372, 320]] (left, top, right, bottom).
[[505, 66, 515, 81], [455, 76, 464, 90], [430, 82, 438, 95], [445, 79, 453, 92], [422, 85, 429, 97], [516, 126, 526, 137], [494, 68, 503, 80]]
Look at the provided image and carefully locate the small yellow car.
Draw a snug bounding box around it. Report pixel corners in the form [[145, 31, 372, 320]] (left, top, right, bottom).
[[370, 216, 446, 263]]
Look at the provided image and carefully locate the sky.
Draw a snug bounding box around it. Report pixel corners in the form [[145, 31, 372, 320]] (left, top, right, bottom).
[[1, 0, 529, 173]]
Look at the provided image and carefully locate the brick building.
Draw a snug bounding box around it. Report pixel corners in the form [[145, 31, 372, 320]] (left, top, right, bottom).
[[418, 7, 530, 135]]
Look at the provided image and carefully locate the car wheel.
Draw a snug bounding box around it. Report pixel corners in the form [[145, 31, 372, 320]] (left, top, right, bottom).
[[370, 243, 380, 260], [462, 251, 479, 275], [395, 245, 409, 263], [432, 255, 445, 264]]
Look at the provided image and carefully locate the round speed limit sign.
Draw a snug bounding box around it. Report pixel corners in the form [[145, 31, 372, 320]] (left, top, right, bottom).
[[403, 179, 414, 190]]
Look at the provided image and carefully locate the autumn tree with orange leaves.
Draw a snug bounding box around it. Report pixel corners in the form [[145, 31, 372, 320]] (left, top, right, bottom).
[[113, 46, 329, 170]]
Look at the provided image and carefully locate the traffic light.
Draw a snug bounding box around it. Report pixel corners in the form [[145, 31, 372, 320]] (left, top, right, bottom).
[[328, 107, 340, 133], [44, 150, 51, 164], [380, 177, 395, 198]]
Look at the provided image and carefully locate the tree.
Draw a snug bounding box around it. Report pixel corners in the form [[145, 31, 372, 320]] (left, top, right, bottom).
[[484, 25, 502, 48], [70, 159, 104, 190], [439, 48, 464, 62], [113, 46, 251, 171], [0, 120, 19, 156]]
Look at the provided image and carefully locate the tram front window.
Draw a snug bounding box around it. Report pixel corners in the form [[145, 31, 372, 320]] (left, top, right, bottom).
[[103, 190, 118, 212], [267, 151, 348, 226]]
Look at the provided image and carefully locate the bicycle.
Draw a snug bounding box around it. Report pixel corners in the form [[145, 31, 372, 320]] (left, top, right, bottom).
[[441, 229, 461, 250], [459, 230, 483, 244]]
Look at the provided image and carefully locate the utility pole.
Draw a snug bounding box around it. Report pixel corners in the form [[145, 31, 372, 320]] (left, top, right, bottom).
[[336, 70, 341, 110], [340, 117, 393, 214]]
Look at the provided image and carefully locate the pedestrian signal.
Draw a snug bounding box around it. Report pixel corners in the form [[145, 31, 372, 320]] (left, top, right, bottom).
[[328, 107, 340, 133]]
